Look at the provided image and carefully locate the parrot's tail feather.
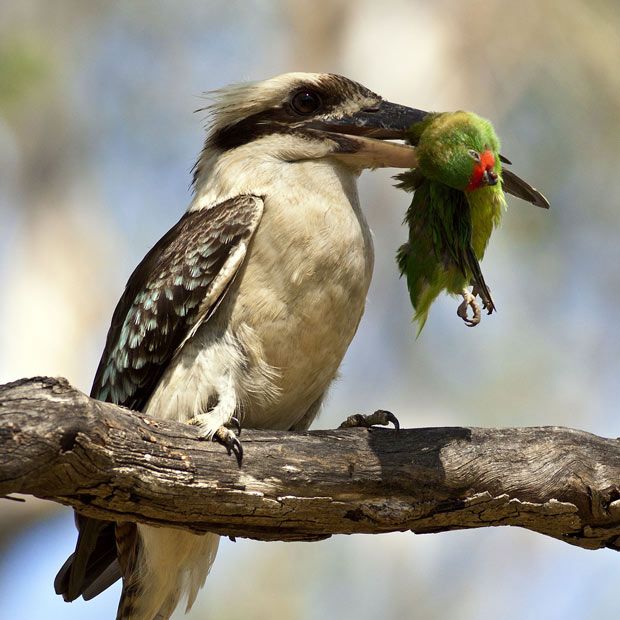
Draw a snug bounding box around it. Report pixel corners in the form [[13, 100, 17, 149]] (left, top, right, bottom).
[[414, 311, 429, 338], [115, 525, 220, 620], [465, 247, 495, 313]]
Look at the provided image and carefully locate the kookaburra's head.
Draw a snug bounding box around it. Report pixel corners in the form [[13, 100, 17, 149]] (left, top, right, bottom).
[[192, 72, 425, 191]]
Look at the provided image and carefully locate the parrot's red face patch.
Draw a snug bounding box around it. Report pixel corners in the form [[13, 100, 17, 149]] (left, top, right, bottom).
[[466, 148, 496, 191]]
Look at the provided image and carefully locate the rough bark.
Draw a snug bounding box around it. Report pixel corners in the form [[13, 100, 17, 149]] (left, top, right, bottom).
[[1, 376, 620, 551]]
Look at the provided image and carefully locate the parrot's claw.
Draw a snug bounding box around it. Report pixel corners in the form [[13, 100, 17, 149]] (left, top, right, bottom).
[[212, 426, 244, 467], [338, 410, 400, 431], [472, 285, 495, 315], [458, 289, 481, 327]]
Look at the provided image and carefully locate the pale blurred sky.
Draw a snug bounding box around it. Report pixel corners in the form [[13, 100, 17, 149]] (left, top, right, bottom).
[[1, 1, 619, 619]]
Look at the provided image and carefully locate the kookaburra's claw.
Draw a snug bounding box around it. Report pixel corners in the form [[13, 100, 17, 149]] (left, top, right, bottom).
[[212, 426, 243, 467], [228, 416, 242, 436], [188, 414, 243, 464], [457, 289, 481, 327], [338, 409, 400, 431]]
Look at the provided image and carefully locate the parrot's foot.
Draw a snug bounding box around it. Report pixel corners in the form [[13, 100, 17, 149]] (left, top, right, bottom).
[[457, 289, 481, 327], [472, 285, 496, 315], [338, 410, 400, 431]]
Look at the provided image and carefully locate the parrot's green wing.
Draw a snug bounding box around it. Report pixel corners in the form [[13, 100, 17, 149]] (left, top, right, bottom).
[[398, 179, 494, 333], [434, 188, 495, 313]]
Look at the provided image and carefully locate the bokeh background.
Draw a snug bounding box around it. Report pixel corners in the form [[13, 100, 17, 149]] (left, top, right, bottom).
[[1, 1, 619, 618]]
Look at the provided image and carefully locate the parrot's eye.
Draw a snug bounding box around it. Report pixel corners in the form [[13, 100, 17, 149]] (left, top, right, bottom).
[[468, 149, 481, 162], [291, 90, 322, 115]]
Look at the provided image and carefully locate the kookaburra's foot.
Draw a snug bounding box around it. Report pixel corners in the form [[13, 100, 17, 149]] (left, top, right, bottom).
[[457, 289, 481, 327], [471, 284, 496, 315], [338, 410, 400, 431], [212, 426, 243, 467], [189, 416, 243, 467]]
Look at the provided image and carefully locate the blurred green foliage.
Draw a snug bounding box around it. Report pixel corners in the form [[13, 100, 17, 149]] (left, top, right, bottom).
[[0, 38, 50, 110]]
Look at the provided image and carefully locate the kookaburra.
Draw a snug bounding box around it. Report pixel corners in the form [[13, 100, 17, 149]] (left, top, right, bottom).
[[54, 72, 425, 620]]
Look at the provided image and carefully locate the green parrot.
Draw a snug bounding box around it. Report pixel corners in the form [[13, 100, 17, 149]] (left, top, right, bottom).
[[396, 111, 549, 333]]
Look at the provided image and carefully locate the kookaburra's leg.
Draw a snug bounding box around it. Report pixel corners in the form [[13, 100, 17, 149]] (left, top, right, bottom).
[[188, 374, 243, 466], [457, 288, 481, 327], [338, 409, 400, 430]]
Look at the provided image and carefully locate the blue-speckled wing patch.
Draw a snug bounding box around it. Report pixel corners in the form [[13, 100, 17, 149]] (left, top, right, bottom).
[[91, 194, 263, 410]]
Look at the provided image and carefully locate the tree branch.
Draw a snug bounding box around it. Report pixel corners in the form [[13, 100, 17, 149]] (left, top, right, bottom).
[[2, 376, 620, 551]]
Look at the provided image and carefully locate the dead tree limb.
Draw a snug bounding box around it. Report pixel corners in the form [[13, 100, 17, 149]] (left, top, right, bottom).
[[1, 376, 620, 551]]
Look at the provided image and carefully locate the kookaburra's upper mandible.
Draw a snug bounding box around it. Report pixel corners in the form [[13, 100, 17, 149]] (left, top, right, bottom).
[[55, 72, 426, 620]]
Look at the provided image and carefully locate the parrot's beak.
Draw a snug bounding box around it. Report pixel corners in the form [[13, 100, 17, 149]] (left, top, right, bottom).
[[306, 100, 427, 169], [482, 170, 499, 186]]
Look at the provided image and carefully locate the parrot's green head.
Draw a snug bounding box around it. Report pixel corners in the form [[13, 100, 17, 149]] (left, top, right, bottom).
[[411, 111, 502, 192]]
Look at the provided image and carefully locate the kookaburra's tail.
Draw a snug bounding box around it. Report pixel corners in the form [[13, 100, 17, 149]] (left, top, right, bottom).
[[115, 522, 142, 620], [116, 525, 220, 620]]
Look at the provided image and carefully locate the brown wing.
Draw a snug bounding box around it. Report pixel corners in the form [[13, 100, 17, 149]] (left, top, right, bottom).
[[55, 194, 264, 602], [92, 194, 264, 410]]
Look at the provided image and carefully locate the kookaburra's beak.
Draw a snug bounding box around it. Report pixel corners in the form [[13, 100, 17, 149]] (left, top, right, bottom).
[[309, 101, 426, 169]]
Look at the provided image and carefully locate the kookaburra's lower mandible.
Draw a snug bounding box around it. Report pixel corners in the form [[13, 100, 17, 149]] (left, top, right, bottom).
[[54, 72, 425, 619]]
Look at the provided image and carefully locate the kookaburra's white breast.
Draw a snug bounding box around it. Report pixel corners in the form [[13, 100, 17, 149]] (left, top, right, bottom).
[[230, 158, 374, 429]]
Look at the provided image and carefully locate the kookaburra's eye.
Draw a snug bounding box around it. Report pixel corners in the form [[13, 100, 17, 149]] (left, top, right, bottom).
[[468, 149, 481, 162], [291, 90, 322, 115]]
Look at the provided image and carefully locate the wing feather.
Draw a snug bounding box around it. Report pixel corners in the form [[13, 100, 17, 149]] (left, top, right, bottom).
[[502, 169, 550, 209], [92, 194, 263, 410], [56, 194, 264, 602]]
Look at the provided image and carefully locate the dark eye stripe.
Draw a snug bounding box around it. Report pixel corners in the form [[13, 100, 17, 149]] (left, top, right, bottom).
[[209, 107, 293, 150], [206, 76, 379, 152], [209, 98, 336, 151]]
